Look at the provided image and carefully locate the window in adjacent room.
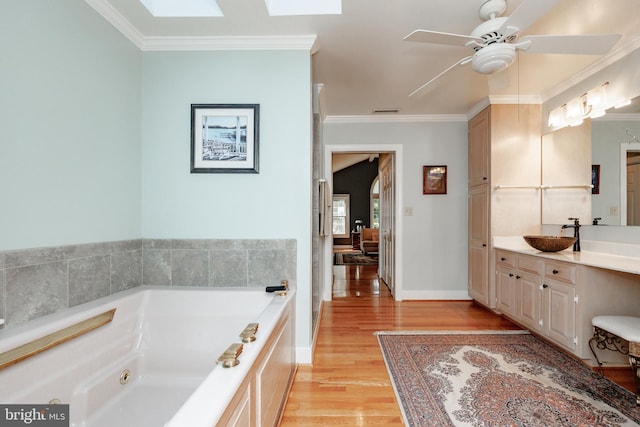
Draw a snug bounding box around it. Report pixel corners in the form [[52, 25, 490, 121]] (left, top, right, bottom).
[[371, 176, 380, 229], [332, 194, 350, 237]]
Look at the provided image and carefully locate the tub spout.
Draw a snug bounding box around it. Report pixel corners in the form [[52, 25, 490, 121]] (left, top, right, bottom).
[[217, 343, 243, 368]]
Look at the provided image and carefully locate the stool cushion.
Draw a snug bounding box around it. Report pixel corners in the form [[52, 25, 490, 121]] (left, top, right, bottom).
[[592, 316, 640, 342]]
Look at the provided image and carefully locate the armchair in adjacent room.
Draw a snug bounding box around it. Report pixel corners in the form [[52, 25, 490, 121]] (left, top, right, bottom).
[[360, 228, 379, 254]]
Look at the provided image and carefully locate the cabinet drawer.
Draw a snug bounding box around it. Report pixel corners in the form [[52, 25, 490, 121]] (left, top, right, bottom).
[[496, 250, 516, 268], [517, 255, 543, 275], [545, 261, 576, 284]]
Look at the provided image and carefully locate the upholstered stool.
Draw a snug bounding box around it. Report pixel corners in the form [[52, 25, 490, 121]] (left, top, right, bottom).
[[589, 315, 640, 404]]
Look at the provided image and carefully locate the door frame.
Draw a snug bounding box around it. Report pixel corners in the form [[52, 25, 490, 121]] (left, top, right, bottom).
[[620, 142, 640, 225], [323, 144, 404, 301]]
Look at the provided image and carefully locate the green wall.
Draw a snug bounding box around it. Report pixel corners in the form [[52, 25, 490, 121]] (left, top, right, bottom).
[[140, 50, 314, 349], [0, 0, 142, 250]]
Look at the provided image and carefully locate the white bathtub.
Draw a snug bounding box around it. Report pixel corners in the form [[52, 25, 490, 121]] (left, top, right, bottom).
[[0, 286, 296, 427]]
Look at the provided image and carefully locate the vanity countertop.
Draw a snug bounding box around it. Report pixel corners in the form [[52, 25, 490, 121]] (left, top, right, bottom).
[[493, 236, 640, 276]]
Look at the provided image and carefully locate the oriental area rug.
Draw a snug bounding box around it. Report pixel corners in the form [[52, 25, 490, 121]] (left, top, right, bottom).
[[376, 331, 640, 427], [334, 253, 378, 265]]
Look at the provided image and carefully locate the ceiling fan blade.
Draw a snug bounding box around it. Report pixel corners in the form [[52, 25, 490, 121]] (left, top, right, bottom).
[[499, 0, 559, 35], [404, 29, 482, 47], [519, 34, 621, 55], [409, 56, 473, 97]]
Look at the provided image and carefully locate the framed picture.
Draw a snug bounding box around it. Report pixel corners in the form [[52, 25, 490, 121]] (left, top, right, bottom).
[[191, 104, 259, 173], [423, 165, 447, 195], [591, 164, 600, 194]]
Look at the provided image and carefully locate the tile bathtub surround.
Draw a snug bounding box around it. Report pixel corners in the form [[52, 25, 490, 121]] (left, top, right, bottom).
[[0, 240, 143, 328], [0, 238, 296, 330], [142, 239, 297, 289]]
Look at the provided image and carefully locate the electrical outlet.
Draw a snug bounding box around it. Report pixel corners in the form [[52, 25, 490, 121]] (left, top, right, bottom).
[[404, 207, 413, 216], [608, 206, 619, 216]]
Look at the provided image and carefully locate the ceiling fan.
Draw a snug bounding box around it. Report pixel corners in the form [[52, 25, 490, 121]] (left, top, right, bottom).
[[404, 0, 621, 96]]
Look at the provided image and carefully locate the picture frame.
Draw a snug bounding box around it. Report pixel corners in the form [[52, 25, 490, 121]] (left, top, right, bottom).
[[591, 164, 600, 194], [191, 104, 259, 173], [423, 165, 447, 195]]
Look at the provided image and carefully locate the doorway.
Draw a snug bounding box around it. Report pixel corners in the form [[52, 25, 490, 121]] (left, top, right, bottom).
[[621, 143, 640, 225], [323, 144, 403, 302]]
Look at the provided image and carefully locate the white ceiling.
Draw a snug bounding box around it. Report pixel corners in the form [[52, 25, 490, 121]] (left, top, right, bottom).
[[87, 0, 640, 118]]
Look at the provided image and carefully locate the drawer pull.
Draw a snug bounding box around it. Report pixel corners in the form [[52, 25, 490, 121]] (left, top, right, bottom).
[[552, 269, 559, 274], [509, 273, 514, 277], [516, 275, 521, 279], [542, 284, 548, 288], [501, 257, 506, 261]]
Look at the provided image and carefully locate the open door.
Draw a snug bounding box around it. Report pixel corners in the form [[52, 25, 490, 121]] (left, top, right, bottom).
[[379, 153, 395, 296]]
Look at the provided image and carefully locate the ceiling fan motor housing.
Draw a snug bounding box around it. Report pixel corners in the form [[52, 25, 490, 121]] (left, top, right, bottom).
[[478, 0, 507, 21], [472, 42, 515, 74]]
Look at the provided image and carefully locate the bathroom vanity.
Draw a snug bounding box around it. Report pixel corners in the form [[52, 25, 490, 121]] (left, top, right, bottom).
[[493, 237, 640, 365]]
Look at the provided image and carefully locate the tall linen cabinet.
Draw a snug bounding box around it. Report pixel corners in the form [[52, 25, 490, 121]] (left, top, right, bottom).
[[468, 104, 542, 308]]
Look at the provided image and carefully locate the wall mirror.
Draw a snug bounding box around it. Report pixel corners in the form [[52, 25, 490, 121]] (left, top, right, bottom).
[[542, 96, 640, 226], [592, 96, 640, 226]]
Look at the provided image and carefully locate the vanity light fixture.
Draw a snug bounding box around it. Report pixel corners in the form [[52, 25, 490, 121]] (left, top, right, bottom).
[[547, 82, 609, 129]]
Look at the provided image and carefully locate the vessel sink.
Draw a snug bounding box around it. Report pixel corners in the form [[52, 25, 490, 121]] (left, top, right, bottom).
[[523, 235, 576, 252]]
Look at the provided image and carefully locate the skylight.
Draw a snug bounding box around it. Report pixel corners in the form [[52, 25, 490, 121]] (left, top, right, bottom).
[[138, 0, 341, 17], [264, 0, 341, 16], [139, 0, 223, 17]]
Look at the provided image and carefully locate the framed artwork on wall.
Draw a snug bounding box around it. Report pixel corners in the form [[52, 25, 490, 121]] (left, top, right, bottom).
[[191, 104, 259, 173], [423, 165, 447, 195]]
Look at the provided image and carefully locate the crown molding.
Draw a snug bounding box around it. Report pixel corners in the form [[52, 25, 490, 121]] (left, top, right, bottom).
[[488, 94, 542, 105], [542, 34, 640, 104], [85, 0, 318, 52], [85, 0, 146, 48], [323, 114, 467, 124], [141, 35, 318, 51], [594, 113, 640, 122]]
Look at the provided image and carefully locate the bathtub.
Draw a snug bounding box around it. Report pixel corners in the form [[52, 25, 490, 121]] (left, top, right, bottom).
[[0, 286, 296, 427]]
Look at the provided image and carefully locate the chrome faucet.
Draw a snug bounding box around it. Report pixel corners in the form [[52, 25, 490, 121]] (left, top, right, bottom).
[[561, 217, 581, 252]]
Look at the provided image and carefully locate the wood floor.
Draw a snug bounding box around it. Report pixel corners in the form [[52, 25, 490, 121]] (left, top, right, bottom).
[[280, 264, 637, 426]]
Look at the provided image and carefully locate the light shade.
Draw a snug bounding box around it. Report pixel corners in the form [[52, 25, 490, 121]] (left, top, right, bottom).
[[547, 82, 608, 129]]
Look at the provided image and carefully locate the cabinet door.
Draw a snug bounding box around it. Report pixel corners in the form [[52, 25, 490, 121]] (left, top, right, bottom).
[[542, 278, 576, 351], [518, 271, 540, 331], [468, 107, 489, 187], [496, 265, 516, 316], [468, 185, 489, 305]]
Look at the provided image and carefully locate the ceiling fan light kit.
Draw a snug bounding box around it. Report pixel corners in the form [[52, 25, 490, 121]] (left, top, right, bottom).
[[404, 0, 621, 97], [472, 43, 515, 74]]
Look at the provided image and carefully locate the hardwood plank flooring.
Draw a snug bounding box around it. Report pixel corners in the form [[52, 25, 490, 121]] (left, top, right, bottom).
[[280, 264, 637, 426]]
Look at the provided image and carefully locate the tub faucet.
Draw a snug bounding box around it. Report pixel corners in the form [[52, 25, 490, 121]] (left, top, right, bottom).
[[561, 217, 581, 252]]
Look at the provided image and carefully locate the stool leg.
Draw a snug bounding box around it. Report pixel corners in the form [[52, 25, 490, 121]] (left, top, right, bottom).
[[589, 335, 604, 375]]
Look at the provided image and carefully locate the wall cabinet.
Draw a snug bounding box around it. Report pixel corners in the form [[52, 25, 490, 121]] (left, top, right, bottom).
[[468, 104, 542, 308]]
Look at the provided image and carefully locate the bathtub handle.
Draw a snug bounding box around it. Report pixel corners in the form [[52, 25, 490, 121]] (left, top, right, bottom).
[[0, 309, 116, 371], [217, 343, 243, 368]]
